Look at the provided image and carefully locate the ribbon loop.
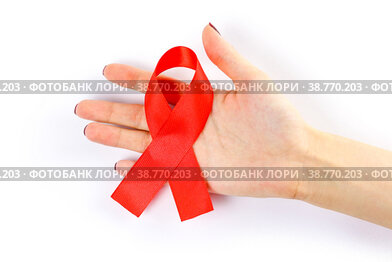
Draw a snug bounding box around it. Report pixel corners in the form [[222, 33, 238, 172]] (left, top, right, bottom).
[[112, 46, 214, 221]]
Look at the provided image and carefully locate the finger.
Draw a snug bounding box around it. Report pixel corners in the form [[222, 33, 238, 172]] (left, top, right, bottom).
[[76, 100, 148, 131], [84, 122, 151, 153], [202, 24, 268, 80], [103, 63, 185, 93], [114, 160, 134, 177]]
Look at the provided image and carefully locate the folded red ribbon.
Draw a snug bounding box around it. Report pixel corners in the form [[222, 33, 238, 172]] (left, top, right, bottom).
[[112, 46, 214, 221]]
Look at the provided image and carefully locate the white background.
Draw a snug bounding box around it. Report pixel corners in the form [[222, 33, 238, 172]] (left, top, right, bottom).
[[1, 0, 392, 261]]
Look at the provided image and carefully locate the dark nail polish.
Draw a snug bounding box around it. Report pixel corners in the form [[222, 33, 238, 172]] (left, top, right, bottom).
[[83, 125, 87, 136], [209, 22, 220, 35], [114, 162, 117, 170], [102, 65, 107, 76], [74, 104, 78, 115]]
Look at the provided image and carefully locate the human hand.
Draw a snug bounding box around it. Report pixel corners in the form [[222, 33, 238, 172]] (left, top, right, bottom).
[[75, 24, 312, 200]]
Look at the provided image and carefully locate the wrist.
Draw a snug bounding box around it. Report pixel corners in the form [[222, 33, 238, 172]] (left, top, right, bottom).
[[292, 126, 331, 201], [302, 126, 337, 167]]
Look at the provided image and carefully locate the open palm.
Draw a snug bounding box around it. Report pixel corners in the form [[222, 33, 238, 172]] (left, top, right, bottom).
[[76, 25, 311, 200]]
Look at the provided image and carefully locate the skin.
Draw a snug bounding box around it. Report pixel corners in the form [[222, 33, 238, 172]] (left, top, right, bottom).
[[75, 24, 392, 229]]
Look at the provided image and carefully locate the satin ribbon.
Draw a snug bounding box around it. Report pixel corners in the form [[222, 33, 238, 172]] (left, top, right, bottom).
[[112, 46, 214, 221]]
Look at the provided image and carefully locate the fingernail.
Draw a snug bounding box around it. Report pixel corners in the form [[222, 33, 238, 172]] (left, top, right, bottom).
[[209, 22, 220, 35], [102, 65, 107, 75], [74, 104, 78, 115], [114, 162, 117, 171], [83, 125, 87, 136]]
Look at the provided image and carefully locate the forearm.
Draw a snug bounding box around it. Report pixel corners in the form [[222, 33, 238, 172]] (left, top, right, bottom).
[[297, 127, 392, 228]]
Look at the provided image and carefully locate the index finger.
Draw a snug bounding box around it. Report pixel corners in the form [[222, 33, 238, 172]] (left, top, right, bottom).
[[103, 63, 185, 93]]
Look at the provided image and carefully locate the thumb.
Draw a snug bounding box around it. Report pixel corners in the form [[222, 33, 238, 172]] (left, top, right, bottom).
[[202, 23, 268, 80]]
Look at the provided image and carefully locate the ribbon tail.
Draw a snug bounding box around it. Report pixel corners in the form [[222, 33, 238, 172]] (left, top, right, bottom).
[[169, 150, 213, 221], [169, 180, 213, 221], [112, 180, 166, 217]]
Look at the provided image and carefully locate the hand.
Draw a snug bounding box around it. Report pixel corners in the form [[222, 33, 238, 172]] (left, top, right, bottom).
[[75, 24, 311, 199], [76, 24, 392, 228]]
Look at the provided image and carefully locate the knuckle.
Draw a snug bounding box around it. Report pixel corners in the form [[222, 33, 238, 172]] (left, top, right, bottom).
[[141, 133, 152, 151], [131, 105, 145, 128]]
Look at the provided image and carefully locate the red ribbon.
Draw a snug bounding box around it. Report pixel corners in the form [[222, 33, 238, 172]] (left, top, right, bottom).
[[112, 46, 214, 221]]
